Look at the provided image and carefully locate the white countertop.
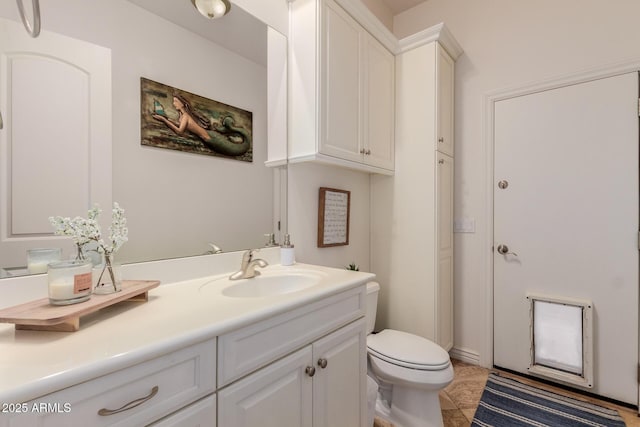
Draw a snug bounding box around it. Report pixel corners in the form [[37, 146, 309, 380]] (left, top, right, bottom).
[[0, 262, 374, 404]]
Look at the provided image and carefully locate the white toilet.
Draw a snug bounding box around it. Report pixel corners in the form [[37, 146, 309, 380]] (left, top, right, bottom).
[[365, 282, 454, 427]]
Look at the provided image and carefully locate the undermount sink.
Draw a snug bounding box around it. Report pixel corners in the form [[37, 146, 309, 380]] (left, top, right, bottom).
[[199, 270, 324, 298]]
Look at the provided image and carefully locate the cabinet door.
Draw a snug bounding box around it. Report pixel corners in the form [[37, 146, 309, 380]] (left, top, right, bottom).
[[312, 319, 367, 427], [436, 152, 454, 350], [363, 34, 394, 170], [435, 44, 454, 156], [218, 347, 313, 427], [149, 394, 216, 427], [319, 0, 363, 162]]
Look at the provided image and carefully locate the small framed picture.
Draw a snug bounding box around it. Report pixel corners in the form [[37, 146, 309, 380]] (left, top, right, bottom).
[[317, 187, 350, 247]]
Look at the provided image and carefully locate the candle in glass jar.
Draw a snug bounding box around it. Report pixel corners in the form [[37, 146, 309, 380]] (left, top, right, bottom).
[[27, 248, 62, 274], [48, 260, 92, 305]]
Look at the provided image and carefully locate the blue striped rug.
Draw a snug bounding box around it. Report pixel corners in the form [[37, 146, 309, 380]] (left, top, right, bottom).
[[471, 373, 626, 427]]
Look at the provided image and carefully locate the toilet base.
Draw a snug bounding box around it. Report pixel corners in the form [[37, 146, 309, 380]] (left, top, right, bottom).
[[374, 386, 445, 427]]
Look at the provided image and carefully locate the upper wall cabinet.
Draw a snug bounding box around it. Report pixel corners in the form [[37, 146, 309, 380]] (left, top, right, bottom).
[[436, 45, 454, 156], [289, 0, 395, 175]]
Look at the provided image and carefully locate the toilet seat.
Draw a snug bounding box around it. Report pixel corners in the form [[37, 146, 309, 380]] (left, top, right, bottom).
[[367, 329, 450, 371]]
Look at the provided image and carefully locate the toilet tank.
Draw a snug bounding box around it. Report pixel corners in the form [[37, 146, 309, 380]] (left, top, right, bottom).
[[365, 282, 380, 334]]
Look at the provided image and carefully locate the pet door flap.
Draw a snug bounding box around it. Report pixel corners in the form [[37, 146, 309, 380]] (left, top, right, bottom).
[[528, 295, 593, 388]]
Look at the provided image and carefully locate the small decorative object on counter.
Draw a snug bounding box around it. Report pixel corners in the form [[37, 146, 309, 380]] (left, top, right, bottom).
[[48, 260, 93, 305], [280, 234, 295, 266], [27, 248, 62, 274], [50, 202, 128, 294], [346, 262, 359, 271]]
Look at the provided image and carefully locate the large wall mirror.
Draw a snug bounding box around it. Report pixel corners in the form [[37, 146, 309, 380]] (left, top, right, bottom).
[[0, 0, 287, 278]]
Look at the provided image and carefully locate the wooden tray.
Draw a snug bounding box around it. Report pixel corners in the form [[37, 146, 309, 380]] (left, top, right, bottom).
[[0, 280, 160, 332]]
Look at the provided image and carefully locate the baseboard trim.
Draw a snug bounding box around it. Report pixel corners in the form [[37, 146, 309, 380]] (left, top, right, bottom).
[[449, 347, 481, 365]]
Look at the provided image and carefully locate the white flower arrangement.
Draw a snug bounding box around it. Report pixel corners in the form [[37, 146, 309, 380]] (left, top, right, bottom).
[[49, 203, 128, 258]]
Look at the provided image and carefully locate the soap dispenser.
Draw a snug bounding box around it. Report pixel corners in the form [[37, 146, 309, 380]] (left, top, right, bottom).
[[280, 234, 295, 266]]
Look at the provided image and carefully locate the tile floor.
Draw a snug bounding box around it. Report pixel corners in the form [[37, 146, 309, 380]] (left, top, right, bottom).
[[374, 359, 640, 427]]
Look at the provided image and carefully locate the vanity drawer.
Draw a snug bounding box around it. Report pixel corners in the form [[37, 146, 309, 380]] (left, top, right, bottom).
[[149, 393, 216, 427], [6, 339, 216, 427], [218, 285, 365, 386]]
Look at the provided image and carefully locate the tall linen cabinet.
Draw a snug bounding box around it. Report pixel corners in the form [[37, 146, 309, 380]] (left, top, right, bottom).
[[371, 33, 461, 351]]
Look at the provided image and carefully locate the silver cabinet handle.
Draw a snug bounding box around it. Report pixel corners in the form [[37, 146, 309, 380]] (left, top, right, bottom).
[[305, 366, 316, 377], [98, 385, 159, 416], [317, 358, 328, 369], [497, 244, 518, 256]]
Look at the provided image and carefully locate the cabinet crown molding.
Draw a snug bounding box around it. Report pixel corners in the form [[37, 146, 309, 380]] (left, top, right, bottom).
[[333, 0, 398, 52], [301, 1, 462, 59], [398, 22, 463, 59]]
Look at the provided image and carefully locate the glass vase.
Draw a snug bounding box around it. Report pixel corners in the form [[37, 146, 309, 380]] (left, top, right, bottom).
[[93, 254, 122, 294]]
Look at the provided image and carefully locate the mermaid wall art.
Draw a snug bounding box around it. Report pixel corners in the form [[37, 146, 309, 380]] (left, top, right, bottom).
[[140, 77, 253, 162]]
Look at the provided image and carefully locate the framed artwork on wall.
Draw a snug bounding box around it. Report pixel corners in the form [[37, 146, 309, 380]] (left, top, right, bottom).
[[140, 77, 253, 162], [317, 187, 350, 247]]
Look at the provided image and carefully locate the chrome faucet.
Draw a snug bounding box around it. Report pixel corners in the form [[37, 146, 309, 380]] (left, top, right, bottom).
[[206, 243, 223, 254], [229, 249, 268, 280]]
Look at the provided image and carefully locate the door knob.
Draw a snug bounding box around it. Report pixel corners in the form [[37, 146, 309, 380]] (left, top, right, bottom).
[[317, 358, 328, 369], [497, 244, 518, 256], [305, 366, 316, 377]]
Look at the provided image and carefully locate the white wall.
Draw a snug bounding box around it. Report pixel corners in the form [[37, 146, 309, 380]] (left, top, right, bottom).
[[393, 1, 640, 364], [0, 0, 274, 264], [288, 163, 371, 272]]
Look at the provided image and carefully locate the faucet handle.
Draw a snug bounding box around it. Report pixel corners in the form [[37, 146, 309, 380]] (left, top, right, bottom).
[[242, 249, 259, 262], [264, 233, 278, 247]]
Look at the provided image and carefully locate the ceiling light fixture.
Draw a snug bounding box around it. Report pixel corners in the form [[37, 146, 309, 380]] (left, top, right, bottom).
[[190, 0, 231, 20]]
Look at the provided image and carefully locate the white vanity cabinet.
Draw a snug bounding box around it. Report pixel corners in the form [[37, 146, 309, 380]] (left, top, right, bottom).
[[0, 264, 372, 427], [218, 319, 366, 427], [289, 0, 395, 174], [217, 285, 367, 427], [3, 339, 216, 427]]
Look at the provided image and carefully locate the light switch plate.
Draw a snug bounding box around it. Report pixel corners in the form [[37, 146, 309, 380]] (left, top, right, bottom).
[[454, 218, 475, 233]]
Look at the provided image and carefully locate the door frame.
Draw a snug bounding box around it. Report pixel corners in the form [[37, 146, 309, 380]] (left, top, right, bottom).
[[482, 59, 640, 375]]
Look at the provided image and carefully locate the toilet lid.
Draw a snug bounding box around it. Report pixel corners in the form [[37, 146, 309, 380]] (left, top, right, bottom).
[[367, 329, 451, 371]]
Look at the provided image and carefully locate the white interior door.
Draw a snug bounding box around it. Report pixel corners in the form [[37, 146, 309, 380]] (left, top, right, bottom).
[[494, 72, 639, 404], [0, 18, 112, 272]]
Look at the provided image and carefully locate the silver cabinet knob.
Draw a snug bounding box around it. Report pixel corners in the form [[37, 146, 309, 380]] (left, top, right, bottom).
[[365, 149, 371, 155], [438, 137, 444, 143], [359, 148, 365, 154], [317, 358, 328, 369], [497, 244, 518, 256], [305, 366, 316, 377]]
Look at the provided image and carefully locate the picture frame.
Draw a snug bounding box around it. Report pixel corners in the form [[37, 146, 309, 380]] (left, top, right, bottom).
[[140, 77, 253, 162], [317, 187, 350, 247]]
